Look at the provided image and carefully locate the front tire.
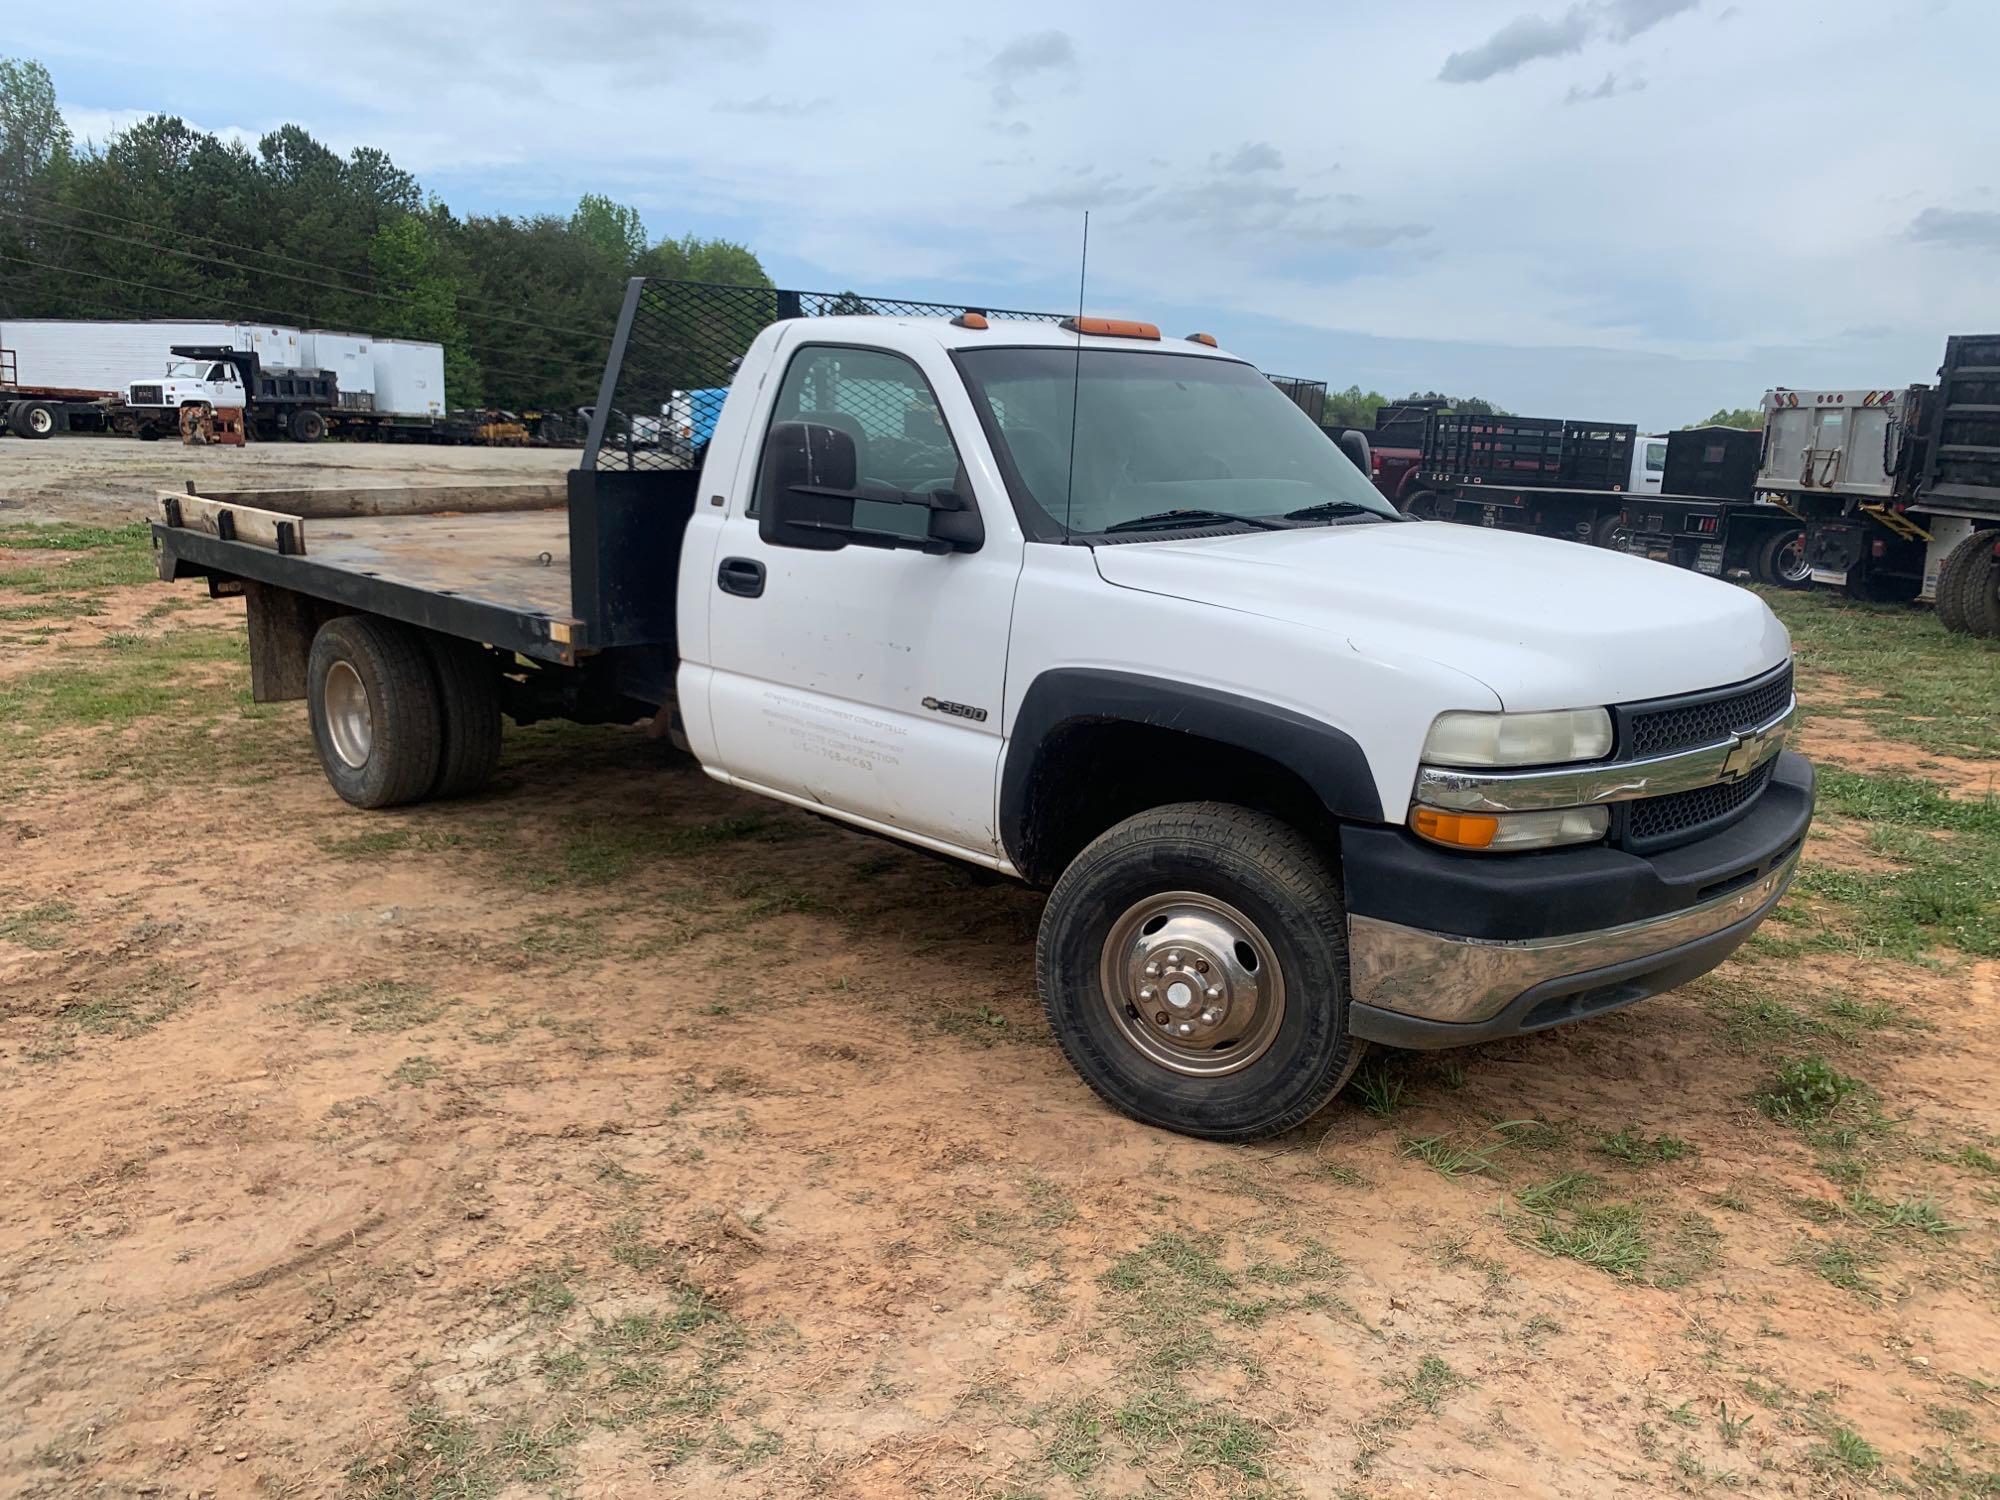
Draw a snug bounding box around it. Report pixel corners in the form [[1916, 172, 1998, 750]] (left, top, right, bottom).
[[1036, 802, 1365, 1141], [307, 616, 443, 808]]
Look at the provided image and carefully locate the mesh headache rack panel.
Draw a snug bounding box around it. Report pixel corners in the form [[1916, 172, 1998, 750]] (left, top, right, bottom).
[[580, 280, 1064, 473], [1267, 375, 1329, 420]]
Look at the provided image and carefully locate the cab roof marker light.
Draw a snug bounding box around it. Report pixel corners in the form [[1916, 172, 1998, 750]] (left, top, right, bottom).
[[1185, 332, 1219, 347], [952, 311, 990, 330], [1059, 316, 1161, 341]]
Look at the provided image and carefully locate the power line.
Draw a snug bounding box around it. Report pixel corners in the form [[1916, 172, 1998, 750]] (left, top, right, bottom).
[[0, 204, 613, 346]]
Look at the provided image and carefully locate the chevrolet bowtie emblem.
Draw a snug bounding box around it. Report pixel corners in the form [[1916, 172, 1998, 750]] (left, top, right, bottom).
[[1719, 725, 1775, 782]]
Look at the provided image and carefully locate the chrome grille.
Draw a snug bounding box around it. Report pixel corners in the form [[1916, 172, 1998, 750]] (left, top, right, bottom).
[[1620, 663, 1793, 759], [130, 384, 163, 405]]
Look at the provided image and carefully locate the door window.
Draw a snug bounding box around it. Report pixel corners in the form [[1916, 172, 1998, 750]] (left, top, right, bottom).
[[753, 345, 966, 536]]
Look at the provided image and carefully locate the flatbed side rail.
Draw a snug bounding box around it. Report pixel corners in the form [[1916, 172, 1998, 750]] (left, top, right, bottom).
[[153, 505, 583, 668]]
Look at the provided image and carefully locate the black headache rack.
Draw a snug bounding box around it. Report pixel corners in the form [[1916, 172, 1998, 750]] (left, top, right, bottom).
[[579, 279, 1064, 475], [1424, 414, 1638, 494], [1266, 375, 1328, 421], [1920, 333, 2000, 513]]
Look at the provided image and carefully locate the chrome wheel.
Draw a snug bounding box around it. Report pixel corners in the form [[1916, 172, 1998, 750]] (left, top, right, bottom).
[[25, 405, 53, 436], [323, 659, 374, 768], [1099, 891, 1286, 1077], [1775, 532, 1809, 585]]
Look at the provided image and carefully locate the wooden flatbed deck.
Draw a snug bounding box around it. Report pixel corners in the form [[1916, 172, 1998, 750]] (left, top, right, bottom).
[[305, 510, 573, 620]]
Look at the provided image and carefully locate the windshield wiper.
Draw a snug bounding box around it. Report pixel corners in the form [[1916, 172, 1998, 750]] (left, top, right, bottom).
[[1100, 508, 1286, 534], [1279, 500, 1389, 523]]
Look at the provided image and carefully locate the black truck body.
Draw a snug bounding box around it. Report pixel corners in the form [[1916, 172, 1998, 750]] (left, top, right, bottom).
[[1615, 427, 1810, 587], [1405, 413, 1643, 544]]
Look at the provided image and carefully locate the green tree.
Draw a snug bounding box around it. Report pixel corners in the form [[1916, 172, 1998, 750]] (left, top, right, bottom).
[[1403, 389, 1506, 416], [370, 211, 480, 404], [570, 193, 646, 265], [1321, 383, 1390, 428], [1688, 406, 1761, 430], [0, 56, 68, 205]]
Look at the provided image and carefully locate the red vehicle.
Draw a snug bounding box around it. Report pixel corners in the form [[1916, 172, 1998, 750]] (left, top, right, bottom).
[[1327, 401, 1445, 509]]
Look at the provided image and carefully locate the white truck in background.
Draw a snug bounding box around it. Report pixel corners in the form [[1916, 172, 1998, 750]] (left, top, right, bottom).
[[152, 279, 1814, 1141]]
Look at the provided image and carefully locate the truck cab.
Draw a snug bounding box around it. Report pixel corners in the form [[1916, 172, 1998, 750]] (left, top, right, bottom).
[[152, 281, 1814, 1142], [1633, 435, 1668, 495], [128, 356, 247, 416]]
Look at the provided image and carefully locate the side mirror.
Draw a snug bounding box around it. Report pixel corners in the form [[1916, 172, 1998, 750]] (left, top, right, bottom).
[[758, 420, 983, 555], [1337, 429, 1371, 476]]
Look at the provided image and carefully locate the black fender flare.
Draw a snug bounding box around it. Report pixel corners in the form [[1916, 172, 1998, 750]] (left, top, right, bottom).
[[999, 668, 1383, 876]]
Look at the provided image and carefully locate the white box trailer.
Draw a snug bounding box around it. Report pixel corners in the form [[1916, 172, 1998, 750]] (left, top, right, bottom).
[[0, 319, 285, 398], [370, 337, 447, 418]]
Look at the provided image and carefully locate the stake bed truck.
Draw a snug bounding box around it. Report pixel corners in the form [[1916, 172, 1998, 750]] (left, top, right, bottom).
[[152, 279, 1813, 1140]]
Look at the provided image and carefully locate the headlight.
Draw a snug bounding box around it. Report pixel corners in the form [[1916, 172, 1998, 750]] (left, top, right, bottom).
[[1423, 707, 1613, 768], [1411, 805, 1609, 852]]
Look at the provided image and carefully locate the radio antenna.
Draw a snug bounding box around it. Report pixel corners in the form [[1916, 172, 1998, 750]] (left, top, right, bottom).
[[1061, 211, 1089, 542]]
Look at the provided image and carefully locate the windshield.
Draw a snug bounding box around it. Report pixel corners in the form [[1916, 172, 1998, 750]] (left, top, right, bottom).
[[955, 348, 1398, 537], [164, 359, 203, 378]]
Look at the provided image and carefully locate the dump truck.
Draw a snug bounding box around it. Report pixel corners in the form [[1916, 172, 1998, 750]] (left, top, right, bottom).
[[152, 278, 1812, 1141], [1760, 334, 2000, 632]]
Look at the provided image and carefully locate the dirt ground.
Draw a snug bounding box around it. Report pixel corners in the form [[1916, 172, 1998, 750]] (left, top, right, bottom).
[[2, 444, 1998, 1498]]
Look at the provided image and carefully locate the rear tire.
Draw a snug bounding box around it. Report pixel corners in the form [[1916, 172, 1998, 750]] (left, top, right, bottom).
[[1403, 489, 1442, 520], [1036, 802, 1364, 1141], [1589, 511, 1628, 550], [421, 633, 503, 798], [1756, 528, 1811, 589], [289, 408, 327, 442], [11, 400, 56, 438], [1956, 532, 2000, 637], [306, 615, 443, 808]]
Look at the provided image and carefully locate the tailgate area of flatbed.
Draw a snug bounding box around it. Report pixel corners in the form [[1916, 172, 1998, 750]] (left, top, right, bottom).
[[304, 510, 573, 623]]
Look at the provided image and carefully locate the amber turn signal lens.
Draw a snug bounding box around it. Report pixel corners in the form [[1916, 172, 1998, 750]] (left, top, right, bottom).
[[1185, 332, 1219, 347], [952, 311, 989, 329], [1410, 807, 1500, 849]]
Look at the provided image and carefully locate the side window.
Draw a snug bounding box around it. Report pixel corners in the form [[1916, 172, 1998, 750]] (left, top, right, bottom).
[[207, 363, 228, 381], [1645, 442, 1666, 473], [753, 346, 965, 528]]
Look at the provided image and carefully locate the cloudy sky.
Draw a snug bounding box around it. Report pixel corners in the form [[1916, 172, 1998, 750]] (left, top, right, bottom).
[[19, 0, 1996, 427]]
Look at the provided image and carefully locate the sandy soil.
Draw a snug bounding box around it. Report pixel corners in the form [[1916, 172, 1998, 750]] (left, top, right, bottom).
[[2, 487, 1997, 1496]]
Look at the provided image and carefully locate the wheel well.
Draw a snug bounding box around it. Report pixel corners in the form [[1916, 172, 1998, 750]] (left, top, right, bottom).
[[1011, 720, 1343, 886]]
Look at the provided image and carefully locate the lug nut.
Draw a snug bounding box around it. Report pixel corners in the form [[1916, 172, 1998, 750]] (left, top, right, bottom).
[[1205, 984, 1221, 1001], [1139, 985, 1156, 1002], [1166, 950, 1183, 966], [1144, 961, 1160, 979], [1199, 1007, 1222, 1026]]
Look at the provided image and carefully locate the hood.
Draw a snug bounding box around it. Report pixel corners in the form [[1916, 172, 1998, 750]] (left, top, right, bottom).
[[1090, 521, 1790, 710]]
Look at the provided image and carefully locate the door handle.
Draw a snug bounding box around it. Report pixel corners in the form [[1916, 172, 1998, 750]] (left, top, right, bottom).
[[718, 556, 766, 598]]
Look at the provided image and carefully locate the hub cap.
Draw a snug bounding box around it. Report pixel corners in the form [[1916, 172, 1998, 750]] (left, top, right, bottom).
[[1777, 533, 1809, 583], [27, 406, 53, 435], [1099, 891, 1285, 1077], [323, 660, 373, 768]]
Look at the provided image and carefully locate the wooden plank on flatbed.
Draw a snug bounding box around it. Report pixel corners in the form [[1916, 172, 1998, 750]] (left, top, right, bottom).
[[157, 490, 308, 555]]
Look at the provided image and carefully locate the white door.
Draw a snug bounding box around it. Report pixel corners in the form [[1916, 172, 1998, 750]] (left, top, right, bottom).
[[704, 335, 1022, 856]]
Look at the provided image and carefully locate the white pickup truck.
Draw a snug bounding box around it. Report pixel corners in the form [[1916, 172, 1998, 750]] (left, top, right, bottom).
[[153, 283, 1813, 1140]]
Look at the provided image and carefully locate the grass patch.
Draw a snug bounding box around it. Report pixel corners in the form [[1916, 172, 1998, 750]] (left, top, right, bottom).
[[0, 627, 248, 739], [1531, 1202, 1652, 1279], [296, 979, 445, 1034], [0, 522, 156, 592], [1400, 1122, 1529, 1180], [1762, 585, 2000, 759], [1112, 1389, 1272, 1481], [0, 898, 77, 950], [1755, 1056, 1865, 1126], [1597, 1127, 1691, 1166], [28, 965, 193, 1061]]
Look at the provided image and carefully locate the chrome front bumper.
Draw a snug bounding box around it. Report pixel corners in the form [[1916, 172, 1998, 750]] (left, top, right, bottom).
[[1346, 848, 1799, 1039]]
